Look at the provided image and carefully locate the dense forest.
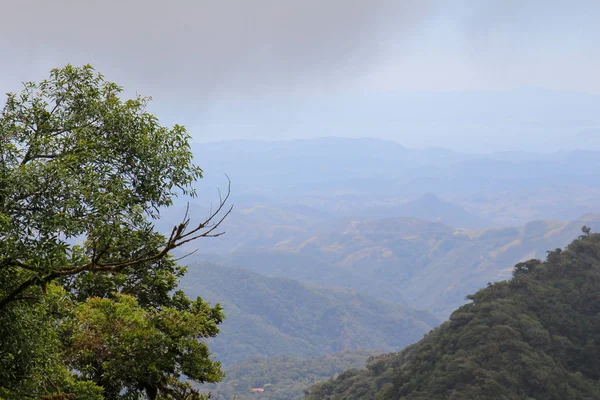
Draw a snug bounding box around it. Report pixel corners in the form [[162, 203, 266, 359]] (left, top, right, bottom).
[[306, 231, 600, 400]]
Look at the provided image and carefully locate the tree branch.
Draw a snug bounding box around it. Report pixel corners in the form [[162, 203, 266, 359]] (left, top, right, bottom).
[[0, 259, 37, 272], [0, 179, 233, 311]]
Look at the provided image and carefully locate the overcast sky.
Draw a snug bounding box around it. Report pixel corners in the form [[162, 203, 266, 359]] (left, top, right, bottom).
[[1, 0, 600, 151]]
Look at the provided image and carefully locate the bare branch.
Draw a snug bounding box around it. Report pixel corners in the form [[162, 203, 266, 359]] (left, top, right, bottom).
[[182, 202, 190, 225], [173, 206, 233, 248], [172, 249, 199, 263], [178, 176, 231, 241]]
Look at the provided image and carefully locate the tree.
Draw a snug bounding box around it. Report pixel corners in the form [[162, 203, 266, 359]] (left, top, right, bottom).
[[65, 294, 224, 400], [0, 65, 231, 398], [0, 283, 104, 400]]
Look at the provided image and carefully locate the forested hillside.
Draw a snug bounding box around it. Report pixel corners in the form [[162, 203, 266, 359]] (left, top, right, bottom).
[[306, 231, 600, 400], [198, 351, 379, 400], [180, 263, 437, 365]]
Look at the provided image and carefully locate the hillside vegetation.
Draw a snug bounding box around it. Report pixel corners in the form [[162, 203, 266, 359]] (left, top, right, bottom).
[[180, 263, 437, 365], [198, 351, 379, 400], [306, 231, 600, 400], [208, 214, 600, 316]]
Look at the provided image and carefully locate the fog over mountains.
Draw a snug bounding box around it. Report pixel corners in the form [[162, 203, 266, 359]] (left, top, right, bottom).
[[4, 1, 600, 397], [181, 262, 437, 365], [197, 88, 600, 151], [171, 136, 600, 397], [165, 137, 600, 229], [153, 137, 600, 371]]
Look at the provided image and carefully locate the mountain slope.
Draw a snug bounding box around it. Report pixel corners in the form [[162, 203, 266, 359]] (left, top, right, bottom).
[[306, 232, 600, 400], [180, 263, 437, 365], [351, 192, 486, 229], [198, 350, 379, 400], [218, 214, 600, 316]]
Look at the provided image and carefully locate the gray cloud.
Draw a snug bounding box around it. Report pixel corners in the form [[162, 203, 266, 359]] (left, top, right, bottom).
[[1, 0, 599, 123], [0, 1, 438, 103]]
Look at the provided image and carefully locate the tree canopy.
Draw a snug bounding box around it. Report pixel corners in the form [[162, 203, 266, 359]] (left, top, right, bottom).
[[0, 65, 230, 399]]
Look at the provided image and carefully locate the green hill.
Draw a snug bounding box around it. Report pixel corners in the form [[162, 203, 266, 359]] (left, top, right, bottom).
[[180, 263, 438, 365], [198, 350, 379, 400], [306, 231, 600, 400]]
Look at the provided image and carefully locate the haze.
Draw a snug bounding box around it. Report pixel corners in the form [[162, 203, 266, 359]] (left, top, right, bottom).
[[5, 3, 600, 397], [2, 0, 600, 151]]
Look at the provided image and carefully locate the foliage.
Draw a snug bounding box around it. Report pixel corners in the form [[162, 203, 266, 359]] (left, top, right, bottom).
[[0, 65, 229, 398], [306, 232, 600, 400], [62, 233, 188, 310], [0, 283, 104, 400], [0, 64, 203, 307], [65, 294, 223, 399]]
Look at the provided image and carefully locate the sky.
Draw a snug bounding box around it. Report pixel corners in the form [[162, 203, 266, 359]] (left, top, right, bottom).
[[1, 0, 600, 151]]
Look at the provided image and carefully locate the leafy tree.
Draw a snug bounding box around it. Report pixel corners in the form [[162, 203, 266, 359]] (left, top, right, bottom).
[[66, 294, 224, 400], [62, 231, 190, 309], [0, 65, 231, 398], [0, 283, 104, 400]]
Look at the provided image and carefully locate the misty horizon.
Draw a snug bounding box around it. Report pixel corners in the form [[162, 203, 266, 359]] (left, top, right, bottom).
[[4, 2, 600, 398], [3, 1, 600, 153]]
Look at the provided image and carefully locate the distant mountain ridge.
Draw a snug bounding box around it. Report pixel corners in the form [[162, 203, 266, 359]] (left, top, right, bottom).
[[349, 192, 486, 229], [187, 137, 600, 227], [200, 87, 600, 152]]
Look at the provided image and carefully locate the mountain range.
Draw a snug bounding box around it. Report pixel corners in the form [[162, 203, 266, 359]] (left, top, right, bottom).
[[184, 137, 600, 227], [198, 214, 600, 316]]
